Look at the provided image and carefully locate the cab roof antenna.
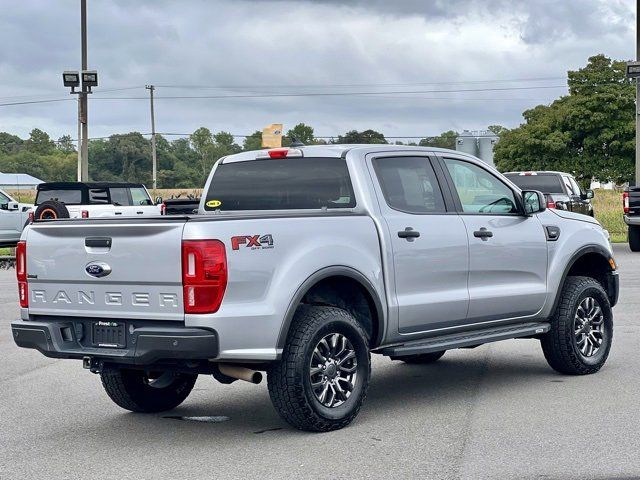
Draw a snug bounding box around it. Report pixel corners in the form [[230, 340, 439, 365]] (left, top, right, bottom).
[[289, 136, 305, 148]]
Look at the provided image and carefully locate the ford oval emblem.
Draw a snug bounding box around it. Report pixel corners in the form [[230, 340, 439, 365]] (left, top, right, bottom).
[[85, 262, 112, 278]]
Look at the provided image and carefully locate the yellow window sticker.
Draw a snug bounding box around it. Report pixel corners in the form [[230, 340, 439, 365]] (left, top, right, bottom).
[[206, 200, 222, 208]]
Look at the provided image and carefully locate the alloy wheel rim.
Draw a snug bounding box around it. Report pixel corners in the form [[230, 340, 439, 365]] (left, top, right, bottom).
[[309, 333, 358, 408], [574, 296, 605, 357]]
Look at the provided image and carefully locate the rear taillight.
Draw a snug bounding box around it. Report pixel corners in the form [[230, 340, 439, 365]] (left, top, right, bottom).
[[81, 210, 89, 219], [160, 203, 166, 215], [547, 200, 556, 209], [28, 211, 34, 223], [181, 240, 227, 314], [623, 191, 630, 214], [16, 241, 27, 308]]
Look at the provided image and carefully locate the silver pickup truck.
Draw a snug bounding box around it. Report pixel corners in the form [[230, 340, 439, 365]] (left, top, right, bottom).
[[11, 145, 619, 432]]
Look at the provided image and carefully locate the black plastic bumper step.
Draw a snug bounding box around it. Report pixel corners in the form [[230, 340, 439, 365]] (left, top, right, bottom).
[[380, 322, 550, 357]]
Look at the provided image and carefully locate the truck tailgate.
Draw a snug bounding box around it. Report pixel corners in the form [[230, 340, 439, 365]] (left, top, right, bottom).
[[25, 219, 186, 320]]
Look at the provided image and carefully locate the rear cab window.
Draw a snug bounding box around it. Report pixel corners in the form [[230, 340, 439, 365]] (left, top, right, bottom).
[[204, 158, 355, 211], [504, 173, 565, 194], [36, 189, 82, 205], [373, 156, 446, 214]]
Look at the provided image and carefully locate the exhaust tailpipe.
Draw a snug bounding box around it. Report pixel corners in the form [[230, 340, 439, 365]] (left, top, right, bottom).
[[218, 364, 263, 384]]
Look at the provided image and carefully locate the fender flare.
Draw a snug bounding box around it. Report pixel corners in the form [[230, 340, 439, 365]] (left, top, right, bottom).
[[276, 266, 386, 350], [551, 244, 618, 313]]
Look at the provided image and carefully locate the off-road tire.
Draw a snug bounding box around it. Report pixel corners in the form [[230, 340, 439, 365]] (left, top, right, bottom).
[[629, 225, 640, 252], [34, 200, 69, 220], [541, 276, 613, 375], [100, 368, 197, 413], [267, 305, 371, 432], [391, 350, 446, 364]]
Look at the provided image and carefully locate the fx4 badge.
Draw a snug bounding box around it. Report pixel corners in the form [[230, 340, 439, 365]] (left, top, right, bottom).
[[231, 234, 274, 251]]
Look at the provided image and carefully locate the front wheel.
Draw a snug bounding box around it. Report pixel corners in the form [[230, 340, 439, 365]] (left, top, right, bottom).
[[100, 368, 197, 413], [267, 305, 371, 432], [541, 276, 613, 375]]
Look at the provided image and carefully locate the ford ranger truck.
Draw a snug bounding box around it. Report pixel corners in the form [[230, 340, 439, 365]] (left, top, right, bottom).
[[11, 145, 619, 432]]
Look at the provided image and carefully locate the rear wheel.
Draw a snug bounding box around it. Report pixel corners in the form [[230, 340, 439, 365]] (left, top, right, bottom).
[[541, 276, 613, 375], [629, 225, 640, 252], [34, 200, 69, 220], [391, 350, 446, 364], [100, 367, 197, 413], [267, 305, 371, 432]]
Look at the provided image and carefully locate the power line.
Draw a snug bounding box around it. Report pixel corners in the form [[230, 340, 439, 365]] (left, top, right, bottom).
[[154, 76, 566, 90], [89, 84, 567, 101]]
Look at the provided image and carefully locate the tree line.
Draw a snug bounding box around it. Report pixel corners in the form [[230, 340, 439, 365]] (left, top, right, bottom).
[[0, 53, 634, 189], [0, 124, 467, 189]]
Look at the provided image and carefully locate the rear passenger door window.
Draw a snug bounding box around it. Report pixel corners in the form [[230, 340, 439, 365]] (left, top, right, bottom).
[[109, 188, 131, 206], [443, 158, 518, 214], [373, 156, 446, 213]]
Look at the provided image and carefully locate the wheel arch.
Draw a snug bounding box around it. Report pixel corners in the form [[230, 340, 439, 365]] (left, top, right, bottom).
[[276, 266, 385, 351], [552, 244, 618, 312]]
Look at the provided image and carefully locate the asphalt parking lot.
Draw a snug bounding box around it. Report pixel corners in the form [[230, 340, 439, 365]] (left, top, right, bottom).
[[1, 243, 639, 480]]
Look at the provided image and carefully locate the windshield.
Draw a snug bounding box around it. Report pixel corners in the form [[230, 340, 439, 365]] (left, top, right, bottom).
[[204, 157, 356, 211], [504, 174, 565, 194]]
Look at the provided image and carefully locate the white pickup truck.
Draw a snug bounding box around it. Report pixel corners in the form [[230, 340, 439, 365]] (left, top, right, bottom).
[[0, 188, 32, 247], [33, 182, 161, 220]]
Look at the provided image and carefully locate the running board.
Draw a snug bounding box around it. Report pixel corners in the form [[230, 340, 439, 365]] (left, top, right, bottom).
[[380, 322, 550, 357]]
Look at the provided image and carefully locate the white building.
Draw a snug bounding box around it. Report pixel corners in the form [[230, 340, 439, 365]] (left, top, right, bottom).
[[456, 130, 499, 167], [0, 172, 44, 190]]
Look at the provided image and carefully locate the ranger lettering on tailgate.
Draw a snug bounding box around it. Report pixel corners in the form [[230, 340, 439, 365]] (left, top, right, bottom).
[[30, 289, 180, 308]]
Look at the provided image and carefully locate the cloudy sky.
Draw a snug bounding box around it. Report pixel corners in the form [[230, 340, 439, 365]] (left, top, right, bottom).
[[0, 0, 636, 143]]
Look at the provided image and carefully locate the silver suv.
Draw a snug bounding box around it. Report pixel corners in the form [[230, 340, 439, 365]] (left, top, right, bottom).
[[11, 145, 618, 431]]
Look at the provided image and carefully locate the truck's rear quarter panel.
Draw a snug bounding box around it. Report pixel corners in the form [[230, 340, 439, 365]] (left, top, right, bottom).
[[183, 214, 383, 360]]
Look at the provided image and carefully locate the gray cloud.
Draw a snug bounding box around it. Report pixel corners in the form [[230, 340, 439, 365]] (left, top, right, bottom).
[[0, 0, 635, 142]]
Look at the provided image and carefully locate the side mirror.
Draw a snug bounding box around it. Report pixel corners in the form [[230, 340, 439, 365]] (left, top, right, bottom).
[[582, 189, 594, 200], [5, 201, 19, 211], [155, 196, 163, 205], [522, 190, 546, 215]]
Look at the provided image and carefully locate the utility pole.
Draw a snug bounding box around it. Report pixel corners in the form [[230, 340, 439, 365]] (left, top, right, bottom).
[[146, 85, 157, 191], [79, 0, 89, 181]]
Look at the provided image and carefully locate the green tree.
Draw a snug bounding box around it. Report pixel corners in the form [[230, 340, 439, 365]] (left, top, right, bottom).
[[286, 123, 315, 145], [25, 128, 55, 155], [335, 129, 387, 144], [56, 135, 76, 153], [494, 54, 635, 184], [0, 132, 23, 155], [419, 130, 458, 149], [190, 127, 215, 177], [243, 130, 263, 151]]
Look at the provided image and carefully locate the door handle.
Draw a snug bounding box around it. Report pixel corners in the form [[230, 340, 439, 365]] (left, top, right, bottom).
[[398, 227, 420, 239], [473, 227, 493, 239]]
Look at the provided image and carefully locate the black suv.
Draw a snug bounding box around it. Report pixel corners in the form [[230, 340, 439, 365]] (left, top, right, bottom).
[[504, 171, 594, 216]]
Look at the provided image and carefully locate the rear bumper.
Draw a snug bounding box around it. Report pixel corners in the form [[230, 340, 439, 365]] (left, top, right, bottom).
[[623, 214, 640, 226], [11, 319, 218, 365]]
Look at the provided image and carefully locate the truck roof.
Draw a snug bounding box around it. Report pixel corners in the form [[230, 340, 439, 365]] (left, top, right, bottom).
[[37, 182, 146, 190], [220, 144, 478, 163], [503, 171, 571, 176]]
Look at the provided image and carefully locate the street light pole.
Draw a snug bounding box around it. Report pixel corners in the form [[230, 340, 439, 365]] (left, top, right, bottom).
[[146, 85, 157, 191], [79, 0, 89, 181]]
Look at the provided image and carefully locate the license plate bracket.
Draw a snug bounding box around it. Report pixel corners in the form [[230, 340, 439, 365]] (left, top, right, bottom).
[[92, 321, 126, 348]]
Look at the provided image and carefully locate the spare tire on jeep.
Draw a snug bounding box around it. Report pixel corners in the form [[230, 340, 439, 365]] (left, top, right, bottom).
[[34, 200, 70, 220]]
